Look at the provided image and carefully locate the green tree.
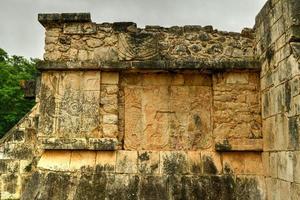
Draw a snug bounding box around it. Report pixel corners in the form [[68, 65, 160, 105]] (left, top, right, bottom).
[[0, 48, 38, 137]]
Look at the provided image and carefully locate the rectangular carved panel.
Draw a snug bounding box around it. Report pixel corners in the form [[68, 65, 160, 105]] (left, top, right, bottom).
[[123, 73, 212, 150], [38, 71, 111, 149]]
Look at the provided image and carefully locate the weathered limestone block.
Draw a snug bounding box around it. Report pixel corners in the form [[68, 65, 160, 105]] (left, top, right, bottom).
[[86, 38, 104, 48], [116, 150, 138, 174], [294, 151, 300, 184], [274, 114, 290, 150], [270, 152, 279, 179], [139, 176, 167, 199], [102, 114, 118, 124], [0, 160, 20, 174], [37, 150, 71, 171], [262, 116, 276, 151], [102, 124, 118, 138], [160, 151, 188, 175], [96, 151, 116, 172], [106, 174, 140, 199], [266, 178, 279, 200], [69, 151, 96, 170], [1, 173, 21, 200], [278, 151, 294, 182], [222, 152, 263, 175], [138, 151, 160, 174], [279, 179, 292, 200]]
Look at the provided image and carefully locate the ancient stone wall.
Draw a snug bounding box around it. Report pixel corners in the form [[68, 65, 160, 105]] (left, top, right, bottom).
[[2, 0, 300, 198], [255, 0, 300, 199], [13, 13, 266, 200], [39, 13, 254, 63], [0, 105, 40, 199]]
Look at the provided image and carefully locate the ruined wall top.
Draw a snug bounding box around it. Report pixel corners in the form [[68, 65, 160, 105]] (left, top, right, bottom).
[[38, 13, 259, 71]]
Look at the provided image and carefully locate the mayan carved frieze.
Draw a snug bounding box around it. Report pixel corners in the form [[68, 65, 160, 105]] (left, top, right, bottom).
[[39, 71, 101, 136], [122, 73, 212, 150], [38, 71, 120, 150], [118, 32, 158, 61]]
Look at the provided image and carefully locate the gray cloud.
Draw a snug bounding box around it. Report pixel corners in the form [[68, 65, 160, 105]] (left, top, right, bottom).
[[0, 0, 267, 58]]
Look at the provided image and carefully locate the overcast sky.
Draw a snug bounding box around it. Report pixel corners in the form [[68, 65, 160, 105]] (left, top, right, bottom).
[[0, 0, 267, 59]]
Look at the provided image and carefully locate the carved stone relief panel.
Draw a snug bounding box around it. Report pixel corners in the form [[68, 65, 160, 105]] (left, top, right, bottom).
[[123, 73, 212, 150], [118, 32, 158, 61], [38, 71, 101, 140]]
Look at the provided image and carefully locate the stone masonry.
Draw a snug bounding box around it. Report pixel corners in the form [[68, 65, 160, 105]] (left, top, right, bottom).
[[0, 0, 299, 199]]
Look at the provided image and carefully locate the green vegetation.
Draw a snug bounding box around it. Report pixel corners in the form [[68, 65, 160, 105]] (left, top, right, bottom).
[[0, 48, 38, 138]]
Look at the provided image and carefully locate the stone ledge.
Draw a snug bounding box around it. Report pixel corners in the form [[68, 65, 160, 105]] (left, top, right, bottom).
[[38, 13, 91, 27], [39, 13, 254, 38], [215, 139, 263, 152], [37, 59, 260, 72], [40, 138, 119, 150]]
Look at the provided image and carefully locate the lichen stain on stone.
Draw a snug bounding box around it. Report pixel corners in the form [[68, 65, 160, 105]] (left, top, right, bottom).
[[162, 152, 187, 175], [215, 140, 232, 152], [3, 174, 18, 194], [20, 169, 265, 200], [150, 163, 159, 171], [285, 81, 292, 112], [21, 172, 42, 200], [39, 172, 71, 200], [190, 163, 201, 174], [193, 114, 202, 129], [95, 164, 115, 173], [107, 175, 140, 200], [140, 176, 167, 200], [235, 177, 263, 200], [202, 155, 218, 174], [289, 116, 299, 149], [224, 163, 234, 174], [22, 172, 71, 200], [74, 170, 107, 200], [138, 152, 150, 161]]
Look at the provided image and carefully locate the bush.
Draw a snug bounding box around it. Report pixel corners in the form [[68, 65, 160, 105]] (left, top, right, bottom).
[[0, 48, 38, 137]]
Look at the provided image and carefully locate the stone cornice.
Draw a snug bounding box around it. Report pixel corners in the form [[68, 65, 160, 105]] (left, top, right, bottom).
[[37, 58, 260, 72], [38, 13, 91, 27]]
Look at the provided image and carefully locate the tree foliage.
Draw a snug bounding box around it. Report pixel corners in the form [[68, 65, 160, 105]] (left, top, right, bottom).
[[0, 48, 38, 137]]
